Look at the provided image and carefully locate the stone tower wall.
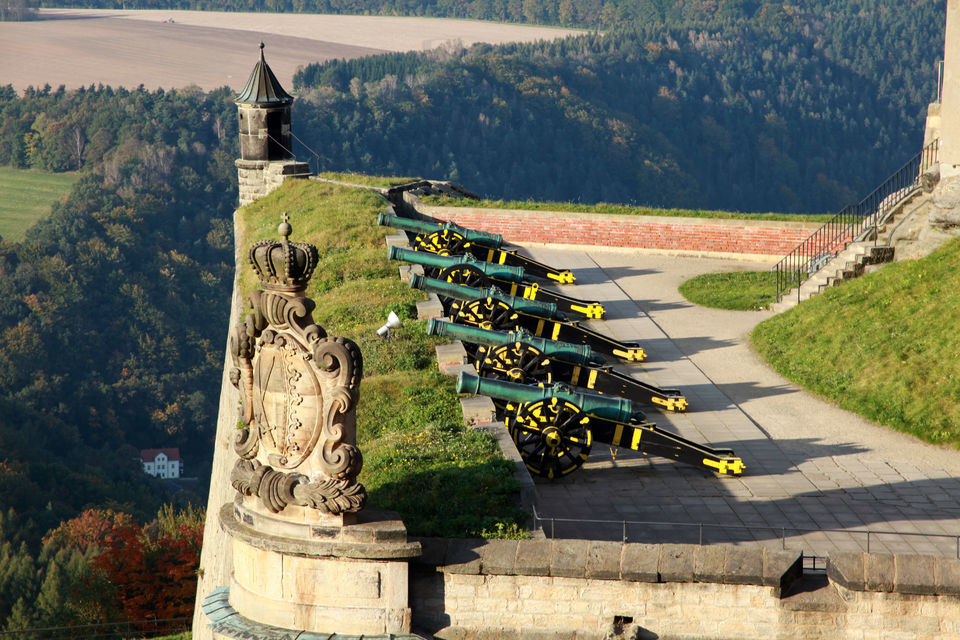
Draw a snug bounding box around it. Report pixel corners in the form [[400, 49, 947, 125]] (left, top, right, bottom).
[[236, 159, 311, 207]]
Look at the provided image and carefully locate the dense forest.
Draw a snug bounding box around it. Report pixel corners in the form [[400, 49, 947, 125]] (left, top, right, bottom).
[[290, 1, 944, 212], [0, 85, 237, 630]]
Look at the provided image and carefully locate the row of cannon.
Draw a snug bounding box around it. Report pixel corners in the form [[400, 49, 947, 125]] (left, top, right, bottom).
[[381, 211, 745, 479]]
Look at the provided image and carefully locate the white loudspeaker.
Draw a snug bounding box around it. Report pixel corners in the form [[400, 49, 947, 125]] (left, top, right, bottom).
[[376, 311, 402, 338]]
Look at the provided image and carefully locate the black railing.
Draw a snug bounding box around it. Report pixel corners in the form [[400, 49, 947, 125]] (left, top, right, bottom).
[[532, 507, 960, 559], [774, 139, 940, 302]]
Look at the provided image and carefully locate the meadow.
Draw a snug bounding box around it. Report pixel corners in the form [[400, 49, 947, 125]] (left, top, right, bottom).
[[0, 167, 78, 242]]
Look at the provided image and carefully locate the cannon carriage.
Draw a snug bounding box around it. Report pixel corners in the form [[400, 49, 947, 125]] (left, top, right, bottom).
[[379, 212, 576, 283], [409, 273, 647, 363], [389, 246, 605, 319], [427, 319, 687, 412], [457, 372, 743, 479]]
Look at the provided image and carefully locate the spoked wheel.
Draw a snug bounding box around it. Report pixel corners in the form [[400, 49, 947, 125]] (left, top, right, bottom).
[[414, 229, 471, 256], [478, 342, 553, 384], [438, 263, 491, 288], [434, 264, 491, 308], [453, 297, 520, 331], [507, 398, 592, 479]]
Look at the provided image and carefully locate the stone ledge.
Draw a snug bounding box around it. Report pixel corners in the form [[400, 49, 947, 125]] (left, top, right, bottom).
[[399, 264, 425, 283], [220, 504, 421, 561], [414, 539, 801, 592], [459, 395, 496, 425], [416, 293, 444, 320], [827, 552, 960, 596], [436, 341, 468, 374]]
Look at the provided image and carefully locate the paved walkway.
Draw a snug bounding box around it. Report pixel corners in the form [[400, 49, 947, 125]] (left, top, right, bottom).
[[520, 246, 960, 558]]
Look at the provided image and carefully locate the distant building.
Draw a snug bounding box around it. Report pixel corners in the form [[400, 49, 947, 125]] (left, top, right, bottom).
[[141, 448, 183, 479]]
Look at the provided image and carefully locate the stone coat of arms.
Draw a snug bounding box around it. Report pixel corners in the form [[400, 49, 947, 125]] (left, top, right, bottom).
[[228, 215, 366, 516]]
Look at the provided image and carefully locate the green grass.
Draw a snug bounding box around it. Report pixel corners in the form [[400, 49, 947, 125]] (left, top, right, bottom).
[[752, 237, 960, 447], [679, 270, 778, 311], [420, 195, 833, 223], [236, 179, 524, 537], [0, 167, 79, 242], [315, 171, 421, 188]]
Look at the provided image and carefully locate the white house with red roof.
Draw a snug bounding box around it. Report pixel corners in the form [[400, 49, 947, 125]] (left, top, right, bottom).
[[140, 448, 183, 479]]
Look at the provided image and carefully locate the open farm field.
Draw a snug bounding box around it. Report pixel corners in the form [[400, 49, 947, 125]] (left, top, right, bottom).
[[0, 9, 583, 92], [0, 167, 79, 242]]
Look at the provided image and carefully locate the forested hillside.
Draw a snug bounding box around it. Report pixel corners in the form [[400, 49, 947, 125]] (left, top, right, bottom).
[[0, 85, 236, 630], [291, 0, 944, 212]]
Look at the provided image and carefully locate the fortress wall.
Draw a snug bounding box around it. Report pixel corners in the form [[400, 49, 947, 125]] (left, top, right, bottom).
[[410, 539, 960, 640], [410, 197, 821, 260]]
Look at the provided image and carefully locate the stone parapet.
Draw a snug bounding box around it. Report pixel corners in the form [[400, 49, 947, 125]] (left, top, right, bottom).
[[828, 551, 960, 596], [409, 539, 960, 639], [413, 538, 801, 593], [236, 160, 311, 207]]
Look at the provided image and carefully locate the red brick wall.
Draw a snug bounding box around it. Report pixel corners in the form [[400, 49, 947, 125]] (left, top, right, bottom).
[[414, 202, 819, 257]]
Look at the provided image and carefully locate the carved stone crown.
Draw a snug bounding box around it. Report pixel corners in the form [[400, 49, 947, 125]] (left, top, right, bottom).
[[248, 213, 318, 291]]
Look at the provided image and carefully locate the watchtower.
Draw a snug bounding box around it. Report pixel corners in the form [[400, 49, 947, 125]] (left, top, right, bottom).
[[235, 44, 310, 206]]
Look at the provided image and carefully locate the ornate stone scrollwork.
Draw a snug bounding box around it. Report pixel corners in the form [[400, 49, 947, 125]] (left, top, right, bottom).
[[230, 214, 366, 516]]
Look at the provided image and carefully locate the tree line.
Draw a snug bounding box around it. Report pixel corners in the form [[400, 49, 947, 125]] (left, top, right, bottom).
[[289, 0, 943, 213], [0, 84, 238, 630]]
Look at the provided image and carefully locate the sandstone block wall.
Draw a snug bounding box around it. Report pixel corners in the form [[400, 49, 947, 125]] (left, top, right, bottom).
[[409, 538, 960, 640], [236, 160, 311, 207], [408, 196, 820, 260]]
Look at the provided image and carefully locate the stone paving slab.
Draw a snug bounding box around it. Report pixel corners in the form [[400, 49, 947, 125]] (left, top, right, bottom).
[[515, 245, 960, 558]]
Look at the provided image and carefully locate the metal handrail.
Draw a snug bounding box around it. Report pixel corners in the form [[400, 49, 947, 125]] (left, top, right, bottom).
[[531, 506, 960, 559], [774, 139, 940, 302]]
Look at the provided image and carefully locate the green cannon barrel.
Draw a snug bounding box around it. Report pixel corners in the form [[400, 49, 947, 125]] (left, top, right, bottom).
[[409, 274, 565, 320], [378, 212, 503, 248], [388, 246, 525, 282], [426, 319, 601, 366], [456, 371, 636, 423]]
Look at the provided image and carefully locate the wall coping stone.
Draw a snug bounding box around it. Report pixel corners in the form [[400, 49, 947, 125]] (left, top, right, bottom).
[[585, 540, 623, 580], [621, 543, 660, 582], [724, 546, 763, 585], [827, 551, 960, 596], [412, 538, 805, 595], [659, 543, 696, 582], [481, 539, 519, 576], [550, 539, 590, 578], [693, 545, 726, 583]]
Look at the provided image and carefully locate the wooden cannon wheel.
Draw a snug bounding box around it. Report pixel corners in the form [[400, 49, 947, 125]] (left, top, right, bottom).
[[452, 297, 520, 331], [478, 341, 554, 384], [507, 397, 592, 479], [414, 229, 471, 256], [437, 263, 491, 288], [432, 263, 492, 308]]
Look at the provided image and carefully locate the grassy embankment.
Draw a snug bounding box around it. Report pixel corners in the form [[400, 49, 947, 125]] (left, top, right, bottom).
[[679, 270, 779, 311], [236, 178, 524, 538], [315, 171, 419, 188], [752, 237, 960, 447], [0, 167, 79, 242], [420, 195, 833, 223]]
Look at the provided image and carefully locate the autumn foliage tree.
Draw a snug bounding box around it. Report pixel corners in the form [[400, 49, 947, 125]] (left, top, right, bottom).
[[42, 507, 202, 623]]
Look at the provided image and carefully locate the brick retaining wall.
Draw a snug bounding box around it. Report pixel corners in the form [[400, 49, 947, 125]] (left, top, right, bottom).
[[408, 195, 821, 259]]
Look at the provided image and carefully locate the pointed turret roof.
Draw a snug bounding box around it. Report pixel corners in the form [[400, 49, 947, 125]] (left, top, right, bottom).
[[235, 43, 294, 105]]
